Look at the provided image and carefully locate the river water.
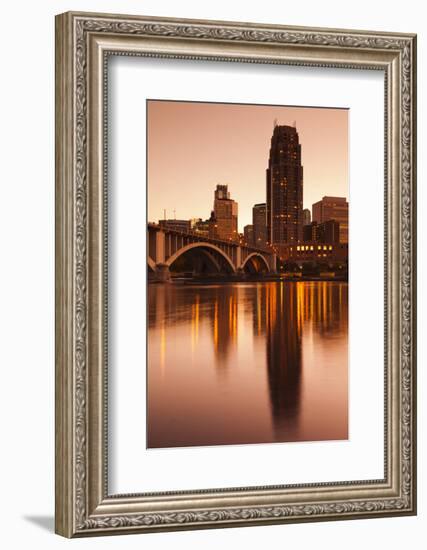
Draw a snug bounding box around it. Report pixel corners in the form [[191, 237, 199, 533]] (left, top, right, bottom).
[[147, 281, 348, 448]]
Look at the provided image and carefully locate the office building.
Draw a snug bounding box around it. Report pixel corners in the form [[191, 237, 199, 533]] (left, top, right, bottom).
[[191, 218, 211, 238], [312, 196, 348, 243], [303, 219, 340, 244], [244, 224, 254, 246], [266, 124, 303, 245], [212, 184, 238, 241], [252, 202, 267, 247], [159, 219, 191, 232]]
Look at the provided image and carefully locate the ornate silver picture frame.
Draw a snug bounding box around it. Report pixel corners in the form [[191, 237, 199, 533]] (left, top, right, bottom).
[[55, 11, 416, 537]]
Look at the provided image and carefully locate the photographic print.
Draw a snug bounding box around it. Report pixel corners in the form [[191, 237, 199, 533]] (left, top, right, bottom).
[[147, 100, 349, 449]]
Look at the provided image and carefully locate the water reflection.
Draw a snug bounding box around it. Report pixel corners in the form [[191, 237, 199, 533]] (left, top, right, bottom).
[[265, 283, 302, 439], [147, 281, 348, 448]]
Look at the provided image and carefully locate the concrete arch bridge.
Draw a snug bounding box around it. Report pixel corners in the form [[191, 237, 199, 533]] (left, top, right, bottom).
[[147, 224, 276, 281]]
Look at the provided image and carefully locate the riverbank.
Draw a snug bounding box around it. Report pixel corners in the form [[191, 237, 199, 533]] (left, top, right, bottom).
[[149, 274, 348, 284]]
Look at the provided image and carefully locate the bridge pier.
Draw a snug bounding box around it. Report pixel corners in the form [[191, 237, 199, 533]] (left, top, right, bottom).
[[236, 246, 242, 269], [155, 231, 165, 263], [156, 263, 170, 282], [269, 254, 278, 273]]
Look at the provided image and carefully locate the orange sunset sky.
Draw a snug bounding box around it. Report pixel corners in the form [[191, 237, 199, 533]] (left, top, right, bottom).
[[147, 100, 348, 232]]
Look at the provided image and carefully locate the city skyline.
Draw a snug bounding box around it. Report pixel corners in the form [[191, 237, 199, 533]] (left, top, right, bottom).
[[147, 100, 348, 232], [147, 100, 349, 450]]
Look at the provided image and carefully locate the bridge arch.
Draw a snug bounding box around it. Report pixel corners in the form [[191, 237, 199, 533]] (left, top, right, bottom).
[[240, 252, 270, 273], [147, 256, 156, 272], [197, 248, 221, 272], [165, 242, 236, 273]]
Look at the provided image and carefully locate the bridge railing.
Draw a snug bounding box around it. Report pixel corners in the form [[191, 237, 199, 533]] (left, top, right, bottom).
[[147, 223, 273, 255]]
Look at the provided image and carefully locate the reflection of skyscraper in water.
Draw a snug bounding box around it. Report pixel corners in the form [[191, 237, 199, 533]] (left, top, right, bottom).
[[303, 282, 348, 337], [264, 283, 302, 438], [252, 284, 267, 338], [210, 287, 237, 371], [261, 281, 347, 439]]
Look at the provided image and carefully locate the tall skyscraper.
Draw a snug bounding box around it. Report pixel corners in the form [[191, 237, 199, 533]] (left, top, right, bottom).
[[252, 202, 267, 247], [303, 208, 311, 226], [266, 124, 303, 245], [212, 184, 238, 241], [312, 196, 348, 243]]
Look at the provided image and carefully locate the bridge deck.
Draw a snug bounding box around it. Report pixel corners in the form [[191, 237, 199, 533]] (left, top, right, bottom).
[[148, 223, 271, 255]]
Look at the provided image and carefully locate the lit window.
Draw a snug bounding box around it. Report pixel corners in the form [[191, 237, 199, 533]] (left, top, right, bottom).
[[310, 246, 314, 251], [323, 245, 327, 250], [318, 245, 321, 250], [297, 246, 300, 251], [329, 245, 332, 250]]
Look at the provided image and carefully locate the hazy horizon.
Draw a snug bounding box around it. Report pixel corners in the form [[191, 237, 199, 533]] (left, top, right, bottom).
[[147, 100, 348, 232]]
